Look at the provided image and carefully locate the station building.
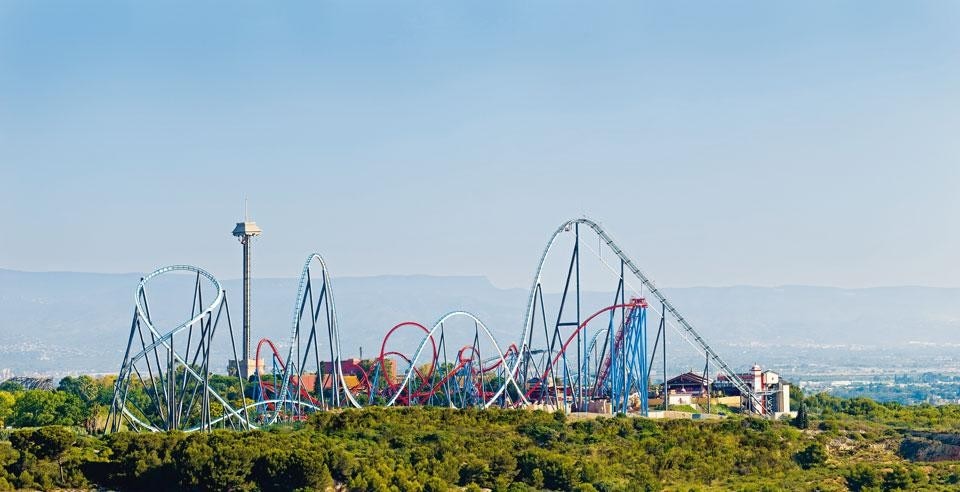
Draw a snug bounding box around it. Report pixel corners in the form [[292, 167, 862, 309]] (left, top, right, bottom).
[[713, 364, 792, 417]]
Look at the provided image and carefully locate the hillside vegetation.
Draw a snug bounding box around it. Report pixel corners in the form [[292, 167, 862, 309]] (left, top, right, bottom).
[[4, 388, 960, 490]]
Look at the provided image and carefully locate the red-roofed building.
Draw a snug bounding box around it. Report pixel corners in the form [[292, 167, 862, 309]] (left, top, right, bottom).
[[319, 358, 397, 389]]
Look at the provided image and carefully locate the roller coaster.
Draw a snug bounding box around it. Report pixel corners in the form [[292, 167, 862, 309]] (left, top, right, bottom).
[[108, 218, 762, 433]]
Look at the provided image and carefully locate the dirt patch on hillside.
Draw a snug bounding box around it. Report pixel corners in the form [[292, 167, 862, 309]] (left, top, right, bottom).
[[899, 431, 960, 462]]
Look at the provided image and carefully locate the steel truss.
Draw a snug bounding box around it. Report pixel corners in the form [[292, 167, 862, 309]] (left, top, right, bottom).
[[502, 218, 763, 413], [112, 218, 761, 425], [107, 265, 251, 433]]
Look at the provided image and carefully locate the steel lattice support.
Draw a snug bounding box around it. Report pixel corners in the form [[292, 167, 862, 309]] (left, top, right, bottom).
[[107, 265, 251, 433], [111, 217, 761, 423], [503, 218, 764, 413]]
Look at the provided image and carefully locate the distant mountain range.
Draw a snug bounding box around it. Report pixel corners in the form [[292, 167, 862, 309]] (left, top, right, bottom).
[[2, 268, 960, 376]]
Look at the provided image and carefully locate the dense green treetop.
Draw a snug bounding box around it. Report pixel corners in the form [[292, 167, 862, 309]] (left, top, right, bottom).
[[1, 379, 960, 491]]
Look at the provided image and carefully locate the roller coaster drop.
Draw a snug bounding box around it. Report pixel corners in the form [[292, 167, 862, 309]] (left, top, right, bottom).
[[108, 218, 761, 432]]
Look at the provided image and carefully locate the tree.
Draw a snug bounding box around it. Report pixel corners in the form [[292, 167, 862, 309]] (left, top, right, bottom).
[[529, 469, 545, 489], [57, 376, 105, 432], [884, 466, 912, 491], [789, 385, 805, 410], [0, 391, 14, 427], [8, 390, 86, 427], [517, 450, 578, 490], [794, 442, 827, 469], [793, 402, 810, 429], [0, 442, 19, 471], [253, 447, 332, 492], [30, 427, 76, 483], [171, 433, 215, 489], [8, 427, 78, 486], [57, 376, 99, 404], [0, 381, 22, 393], [845, 463, 882, 492]]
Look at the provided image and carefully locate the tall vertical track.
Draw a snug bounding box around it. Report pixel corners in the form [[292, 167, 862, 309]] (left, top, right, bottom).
[[267, 253, 362, 424], [108, 218, 761, 433]]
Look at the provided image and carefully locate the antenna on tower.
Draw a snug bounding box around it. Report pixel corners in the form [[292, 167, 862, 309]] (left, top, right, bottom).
[[244, 197, 249, 222]]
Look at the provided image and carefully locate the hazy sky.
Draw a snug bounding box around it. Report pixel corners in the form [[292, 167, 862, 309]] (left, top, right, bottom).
[[1, 1, 958, 289]]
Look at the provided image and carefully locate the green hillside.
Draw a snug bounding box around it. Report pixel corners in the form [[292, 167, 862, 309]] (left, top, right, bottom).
[[3, 391, 960, 491]]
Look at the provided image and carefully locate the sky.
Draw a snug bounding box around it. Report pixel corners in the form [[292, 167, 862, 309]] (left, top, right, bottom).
[[1, 1, 958, 289]]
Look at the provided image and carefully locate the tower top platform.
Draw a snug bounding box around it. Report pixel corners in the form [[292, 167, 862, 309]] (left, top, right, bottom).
[[232, 221, 262, 237]]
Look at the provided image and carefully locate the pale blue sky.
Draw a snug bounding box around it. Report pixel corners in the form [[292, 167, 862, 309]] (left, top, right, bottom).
[[1, 1, 958, 288]]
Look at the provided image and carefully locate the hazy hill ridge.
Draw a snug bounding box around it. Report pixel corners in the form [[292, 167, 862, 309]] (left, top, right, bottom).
[[2, 269, 960, 375]]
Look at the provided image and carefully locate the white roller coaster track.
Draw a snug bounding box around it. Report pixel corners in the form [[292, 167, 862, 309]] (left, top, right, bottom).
[[268, 253, 361, 425], [506, 218, 763, 412], [114, 265, 252, 432]]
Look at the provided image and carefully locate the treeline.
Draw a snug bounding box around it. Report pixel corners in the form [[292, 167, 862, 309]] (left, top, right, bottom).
[[3, 382, 960, 490], [0, 374, 247, 432], [0, 376, 114, 431], [3, 408, 801, 491]]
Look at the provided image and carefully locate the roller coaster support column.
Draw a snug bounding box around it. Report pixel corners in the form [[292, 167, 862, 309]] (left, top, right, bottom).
[[661, 302, 667, 411], [636, 302, 649, 415], [609, 299, 648, 415], [520, 218, 763, 412]]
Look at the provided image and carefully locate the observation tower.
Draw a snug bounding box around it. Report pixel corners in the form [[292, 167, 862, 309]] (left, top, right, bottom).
[[231, 206, 262, 378]]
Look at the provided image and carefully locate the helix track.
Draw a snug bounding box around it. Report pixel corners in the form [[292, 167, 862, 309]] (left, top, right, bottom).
[[107, 265, 251, 432]]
